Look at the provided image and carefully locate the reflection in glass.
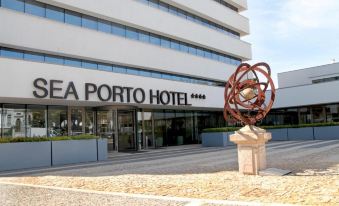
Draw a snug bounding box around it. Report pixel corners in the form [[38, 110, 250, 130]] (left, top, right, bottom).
[[97, 110, 115, 151], [46, 5, 64, 22], [85, 109, 95, 134], [326, 104, 339, 122], [118, 111, 135, 151], [25, 0, 45, 17], [143, 112, 154, 148], [48, 106, 67, 137], [26, 105, 47, 137], [71, 108, 83, 135], [2, 104, 26, 137], [153, 111, 165, 147]]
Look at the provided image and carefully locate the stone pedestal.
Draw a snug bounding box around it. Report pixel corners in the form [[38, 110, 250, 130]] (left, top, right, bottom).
[[230, 125, 271, 175]]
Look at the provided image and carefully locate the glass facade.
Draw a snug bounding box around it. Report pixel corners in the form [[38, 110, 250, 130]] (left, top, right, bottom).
[[0, 0, 241, 66], [260, 104, 339, 126], [1, 103, 338, 148], [0, 47, 225, 87], [138, 0, 240, 38]]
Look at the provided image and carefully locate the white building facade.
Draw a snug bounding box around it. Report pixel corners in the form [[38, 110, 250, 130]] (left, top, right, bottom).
[[0, 0, 251, 151], [261, 63, 339, 126]]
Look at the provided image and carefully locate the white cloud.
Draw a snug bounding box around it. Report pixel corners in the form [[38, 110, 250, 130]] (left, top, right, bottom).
[[275, 0, 339, 36]]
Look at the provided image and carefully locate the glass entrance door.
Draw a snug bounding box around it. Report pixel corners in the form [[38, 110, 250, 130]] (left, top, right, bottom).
[[97, 110, 117, 151], [117, 110, 136, 151]]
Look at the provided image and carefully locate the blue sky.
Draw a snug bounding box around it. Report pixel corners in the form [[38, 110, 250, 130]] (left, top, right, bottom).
[[242, 0, 339, 87]]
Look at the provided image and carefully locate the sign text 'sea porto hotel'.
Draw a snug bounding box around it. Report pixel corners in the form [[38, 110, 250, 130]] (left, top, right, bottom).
[[0, 0, 252, 151]]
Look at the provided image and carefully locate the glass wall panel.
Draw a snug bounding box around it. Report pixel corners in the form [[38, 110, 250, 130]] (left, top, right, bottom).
[[112, 23, 126, 37], [143, 112, 154, 148], [326, 104, 339, 122], [26, 105, 47, 137], [46, 5, 64, 22], [64, 58, 81, 67], [126, 28, 139, 40], [137, 111, 143, 149], [85, 109, 95, 134], [2, 104, 26, 137], [45, 54, 64, 65], [82, 15, 98, 30], [48, 106, 67, 136], [24, 52, 44, 62], [65, 10, 81, 26], [97, 110, 116, 151], [70, 108, 83, 135], [2, 0, 24, 12], [299, 107, 312, 124], [164, 111, 175, 146], [25, 0, 45, 17], [98, 19, 111, 33], [1, 48, 23, 59], [311, 105, 326, 123], [153, 111, 165, 147], [98, 63, 113, 72]]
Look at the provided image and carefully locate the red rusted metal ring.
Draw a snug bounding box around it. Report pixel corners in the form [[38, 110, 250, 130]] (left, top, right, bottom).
[[224, 62, 276, 125]]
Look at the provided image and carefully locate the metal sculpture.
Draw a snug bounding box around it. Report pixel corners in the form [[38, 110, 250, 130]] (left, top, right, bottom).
[[224, 62, 275, 125]]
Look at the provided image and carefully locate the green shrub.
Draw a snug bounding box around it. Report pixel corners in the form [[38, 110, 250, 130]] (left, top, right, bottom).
[[0, 134, 99, 144], [202, 122, 339, 133]]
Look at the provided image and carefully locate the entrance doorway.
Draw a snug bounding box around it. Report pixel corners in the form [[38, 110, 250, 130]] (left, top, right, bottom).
[[96, 107, 136, 152], [117, 110, 136, 151]]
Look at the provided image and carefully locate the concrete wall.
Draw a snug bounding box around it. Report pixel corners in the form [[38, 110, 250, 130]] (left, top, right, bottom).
[[202, 132, 235, 147], [0, 139, 108, 172], [0, 141, 51, 172], [52, 139, 98, 166]]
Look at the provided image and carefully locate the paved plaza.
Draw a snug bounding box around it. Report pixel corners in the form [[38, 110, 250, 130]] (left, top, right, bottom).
[[0, 140, 338, 205]]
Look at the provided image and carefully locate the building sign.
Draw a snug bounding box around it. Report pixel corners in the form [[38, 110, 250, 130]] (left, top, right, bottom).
[[32, 78, 199, 106]]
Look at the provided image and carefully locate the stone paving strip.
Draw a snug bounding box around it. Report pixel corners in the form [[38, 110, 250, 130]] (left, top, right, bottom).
[[0, 181, 295, 206], [0, 141, 338, 205]]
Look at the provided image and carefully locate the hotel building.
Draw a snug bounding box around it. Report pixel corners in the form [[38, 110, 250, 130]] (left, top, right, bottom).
[[0, 0, 251, 151]]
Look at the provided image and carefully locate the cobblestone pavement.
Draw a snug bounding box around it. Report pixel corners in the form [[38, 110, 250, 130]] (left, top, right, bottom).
[[0, 140, 338, 206]]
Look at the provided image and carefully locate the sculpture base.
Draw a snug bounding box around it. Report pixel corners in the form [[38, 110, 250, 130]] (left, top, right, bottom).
[[230, 125, 271, 175]]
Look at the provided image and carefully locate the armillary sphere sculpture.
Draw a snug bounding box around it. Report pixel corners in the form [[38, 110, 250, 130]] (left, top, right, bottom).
[[224, 62, 275, 125]]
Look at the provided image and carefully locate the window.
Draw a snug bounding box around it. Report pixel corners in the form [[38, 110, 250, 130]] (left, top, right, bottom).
[[45, 55, 64, 65], [179, 43, 189, 53], [127, 68, 139, 75], [204, 50, 212, 58], [25, 0, 45, 17], [24, 52, 44, 62], [114, 66, 126, 74], [1, 48, 23, 59], [212, 53, 220, 61], [112, 23, 126, 37], [2, 0, 24, 12], [82, 61, 98, 70], [159, 2, 169, 12], [126, 28, 139, 40], [188, 46, 197, 55], [82, 15, 98, 30], [151, 72, 161, 78], [98, 19, 111, 33], [140, 70, 151, 77], [65, 10, 81, 26], [139, 31, 150, 43], [48, 106, 68, 136], [170, 41, 180, 50], [197, 48, 204, 57], [98, 63, 113, 71], [150, 34, 161, 45], [160, 38, 171, 48], [64, 58, 81, 67], [46, 5, 64, 22], [2, 104, 26, 137], [26, 105, 47, 137]]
